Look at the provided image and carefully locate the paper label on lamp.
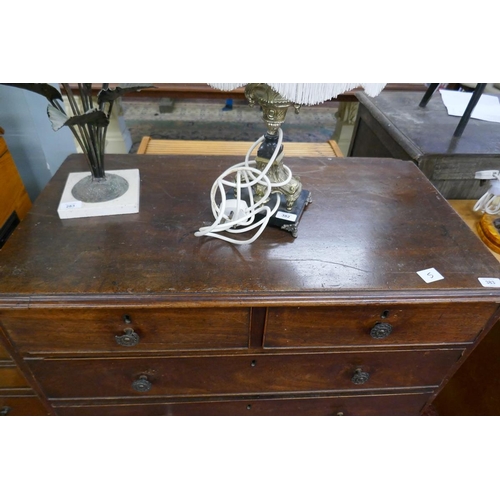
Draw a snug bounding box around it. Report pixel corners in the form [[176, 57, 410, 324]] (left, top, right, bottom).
[[417, 268, 444, 283], [276, 211, 297, 222], [478, 277, 500, 287], [59, 201, 83, 210]]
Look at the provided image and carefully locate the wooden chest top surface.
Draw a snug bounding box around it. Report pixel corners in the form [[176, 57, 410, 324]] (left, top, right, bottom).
[[0, 154, 499, 306], [357, 91, 500, 158]]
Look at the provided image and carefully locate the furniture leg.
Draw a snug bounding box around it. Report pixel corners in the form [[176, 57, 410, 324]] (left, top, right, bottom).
[[453, 83, 487, 137], [419, 83, 440, 107]]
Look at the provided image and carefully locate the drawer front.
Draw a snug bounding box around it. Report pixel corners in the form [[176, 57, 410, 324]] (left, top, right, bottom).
[[0, 396, 49, 416], [29, 349, 462, 399], [0, 342, 10, 360], [0, 307, 250, 355], [265, 304, 496, 348], [0, 366, 31, 389], [55, 392, 432, 416]]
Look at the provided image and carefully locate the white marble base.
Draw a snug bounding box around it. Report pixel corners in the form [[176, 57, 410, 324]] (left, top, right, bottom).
[[57, 169, 140, 219]]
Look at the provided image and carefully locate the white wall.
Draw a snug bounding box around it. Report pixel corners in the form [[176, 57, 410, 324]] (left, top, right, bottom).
[[0, 84, 76, 202]]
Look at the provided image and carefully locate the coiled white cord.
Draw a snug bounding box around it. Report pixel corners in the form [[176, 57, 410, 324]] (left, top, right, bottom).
[[474, 175, 500, 214], [195, 128, 292, 244]]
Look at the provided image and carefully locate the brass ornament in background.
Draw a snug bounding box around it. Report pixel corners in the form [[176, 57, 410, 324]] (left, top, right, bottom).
[[244, 83, 303, 210], [477, 213, 500, 255]]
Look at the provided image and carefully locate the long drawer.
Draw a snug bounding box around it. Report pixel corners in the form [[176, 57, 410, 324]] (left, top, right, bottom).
[[0, 307, 250, 355], [0, 395, 49, 416], [55, 392, 432, 416], [0, 365, 31, 389], [28, 349, 462, 399], [264, 303, 496, 348], [0, 342, 10, 360]]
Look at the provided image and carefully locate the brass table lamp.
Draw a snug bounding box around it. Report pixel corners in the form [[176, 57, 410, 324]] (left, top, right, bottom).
[[198, 83, 386, 242]]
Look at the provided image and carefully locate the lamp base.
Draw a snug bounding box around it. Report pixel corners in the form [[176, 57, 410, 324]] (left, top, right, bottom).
[[57, 169, 140, 220], [227, 189, 312, 238]]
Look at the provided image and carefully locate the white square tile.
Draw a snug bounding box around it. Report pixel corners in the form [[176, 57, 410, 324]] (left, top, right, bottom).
[[57, 169, 140, 219]]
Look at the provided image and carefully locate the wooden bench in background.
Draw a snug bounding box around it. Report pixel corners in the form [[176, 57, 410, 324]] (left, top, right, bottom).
[[136, 138, 343, 157]]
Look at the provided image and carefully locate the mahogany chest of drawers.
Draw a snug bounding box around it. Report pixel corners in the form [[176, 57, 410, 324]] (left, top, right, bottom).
[[0, 154, 499, 416]]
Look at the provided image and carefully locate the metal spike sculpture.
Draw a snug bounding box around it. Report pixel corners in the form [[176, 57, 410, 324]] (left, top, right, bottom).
[[2, 83, 154, 202]]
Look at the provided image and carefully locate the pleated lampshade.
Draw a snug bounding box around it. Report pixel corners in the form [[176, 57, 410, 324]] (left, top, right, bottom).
[[207, 83, 386, 105]]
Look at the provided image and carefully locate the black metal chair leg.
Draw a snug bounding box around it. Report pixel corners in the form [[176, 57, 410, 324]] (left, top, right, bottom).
[[419, 83, 440, 108], [453, 83, 487, 137]]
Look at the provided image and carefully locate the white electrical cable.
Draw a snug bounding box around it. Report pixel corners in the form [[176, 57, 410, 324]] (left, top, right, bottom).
[[195, 128, 292, 244], [474, 174, 500, 214]]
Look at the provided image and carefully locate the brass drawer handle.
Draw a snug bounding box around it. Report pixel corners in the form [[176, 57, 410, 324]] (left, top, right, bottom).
[[1, 406, 12, 416], [351, 368, 370, 385], [115, 328, 140, 347], [370, 322, 393, 339], [132, 375, 152, 392]]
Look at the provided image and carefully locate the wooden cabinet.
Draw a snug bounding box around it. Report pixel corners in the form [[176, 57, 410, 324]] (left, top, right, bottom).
[[0, 154, 499, 416], [0, 129, 32, 247], [0, 129, 48, 416]]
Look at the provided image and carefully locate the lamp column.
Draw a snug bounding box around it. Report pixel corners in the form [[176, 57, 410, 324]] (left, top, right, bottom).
[[244, 83, 305, 210]]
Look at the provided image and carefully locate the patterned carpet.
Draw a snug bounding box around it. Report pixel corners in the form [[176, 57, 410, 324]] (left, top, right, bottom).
[[121, 98, 339, 153]]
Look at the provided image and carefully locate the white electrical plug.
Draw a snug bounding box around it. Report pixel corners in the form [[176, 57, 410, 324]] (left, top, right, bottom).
[[475, 170, 500, 180], [194, 128, 290, 244], [474, 170, 500, 214], [223, 199, 249, 224]]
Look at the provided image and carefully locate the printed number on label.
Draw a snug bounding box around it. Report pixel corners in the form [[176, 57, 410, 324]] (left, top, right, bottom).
[[276, 211, 297, 222], [478, 277, 500, 287]]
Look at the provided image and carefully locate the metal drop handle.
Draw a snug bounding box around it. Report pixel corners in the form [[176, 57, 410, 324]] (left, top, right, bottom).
[[115, 328, 140, 347], [370, 322, 393, 339], [132, 375, 152, 392], [0, 406, 12, 416], [351, 368, 370, 385]]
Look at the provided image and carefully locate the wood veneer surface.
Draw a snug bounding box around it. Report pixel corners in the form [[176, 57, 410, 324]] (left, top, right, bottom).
[[0, 154, 498, 305]]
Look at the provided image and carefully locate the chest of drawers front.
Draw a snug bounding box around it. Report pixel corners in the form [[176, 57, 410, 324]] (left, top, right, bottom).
[[1, 301, 495, 415], [0, 155, 499, 416]]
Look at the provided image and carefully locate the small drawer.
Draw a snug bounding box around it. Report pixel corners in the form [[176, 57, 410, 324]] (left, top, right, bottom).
[[0, 365, 31, 389], [264, 303, 496, 348], [0, 307, 250, 355], [0, 395, 49, 416], [55, 392, 432, 416], [28, 349, 462, 399]]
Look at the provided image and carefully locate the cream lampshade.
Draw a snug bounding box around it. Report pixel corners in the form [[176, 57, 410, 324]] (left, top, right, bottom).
[[195, 83, 387, 244], [208, 83, 387, 105]]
